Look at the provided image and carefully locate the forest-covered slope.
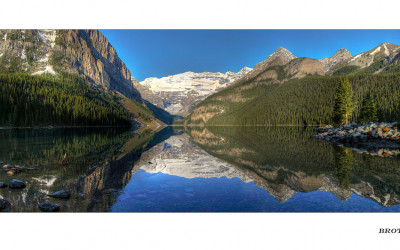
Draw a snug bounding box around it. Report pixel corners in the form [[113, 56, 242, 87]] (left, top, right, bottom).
[[186, 43, 400, 126], [0, 72, 133, 126], [0, 30, 161, 127]]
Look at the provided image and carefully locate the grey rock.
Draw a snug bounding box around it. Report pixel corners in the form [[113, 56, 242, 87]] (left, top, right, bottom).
[[39, 202, 60, 212], [9, 179, 26, 189], [0, 182, 8, 188], [0, 199, 11, 212], [48, 190, 70, 199]]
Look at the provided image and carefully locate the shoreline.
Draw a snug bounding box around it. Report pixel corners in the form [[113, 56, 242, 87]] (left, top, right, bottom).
[[313, 122, 400, 156]]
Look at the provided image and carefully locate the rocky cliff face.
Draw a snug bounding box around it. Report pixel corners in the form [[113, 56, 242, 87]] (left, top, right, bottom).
[[0, 29, 141, 100], [137, 67, 252, 117]]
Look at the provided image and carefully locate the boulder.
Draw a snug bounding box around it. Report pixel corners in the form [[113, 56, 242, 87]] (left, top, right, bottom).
[[0, 182, 8, 188], [39, 202, 60, 212], [8, 179, 26, 189], [0, 199, 11, 212], [356, 127, 364, 133], [48, 190, 70, 199], [2, 164, 12, 170]]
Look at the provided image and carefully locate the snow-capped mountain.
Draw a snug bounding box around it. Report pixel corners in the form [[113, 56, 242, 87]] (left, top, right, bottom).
[[137, 67, 252, 117]]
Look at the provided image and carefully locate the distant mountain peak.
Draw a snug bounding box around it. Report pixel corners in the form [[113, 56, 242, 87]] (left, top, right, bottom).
[[269, 47, 297, 60], [319, 48, 352, 72], [253, 47, 296, 71], [345, 42, 400, 68], [137, 68, 252, 117], [333, 48, 350, 56], [239, 66, 252, 73], [275, 46, 290, 52]]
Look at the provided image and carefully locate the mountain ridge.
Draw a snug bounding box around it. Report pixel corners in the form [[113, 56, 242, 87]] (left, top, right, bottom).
[[186, 42, 400, 126], [136, 67, 252, 117]]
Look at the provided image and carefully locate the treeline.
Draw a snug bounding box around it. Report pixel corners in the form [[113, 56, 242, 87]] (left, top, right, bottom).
[[0, 72, 132, 126], [197, 72, 400, 126]]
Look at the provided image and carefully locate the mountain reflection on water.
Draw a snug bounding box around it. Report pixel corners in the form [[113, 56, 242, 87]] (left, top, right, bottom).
[[1, 126, 400, 212]]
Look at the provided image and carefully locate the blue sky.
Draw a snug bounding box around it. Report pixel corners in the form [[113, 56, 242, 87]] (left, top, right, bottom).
[[100, 30, 400, 81]]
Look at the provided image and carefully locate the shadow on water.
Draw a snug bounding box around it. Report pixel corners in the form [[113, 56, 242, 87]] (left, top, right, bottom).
[[186, 126, 400, 208], [0, 126, 177, 212]]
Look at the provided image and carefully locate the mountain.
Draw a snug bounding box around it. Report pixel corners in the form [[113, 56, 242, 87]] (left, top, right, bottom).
[[0, 29, 141, 100], [347, 42, 399, 68], [319, 48, 352, 71], [254, 47, 297, 71], [239, 47, 297, 84], [186, 42, 400, 126], [0, 29, 162, 127], [329, 42, 400, 75], [136, 67, 252, 117], [284, 57, 325, 79]]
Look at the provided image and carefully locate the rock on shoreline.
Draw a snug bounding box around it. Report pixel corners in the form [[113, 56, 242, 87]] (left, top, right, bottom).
[[8, 179, 27, 189], [39, 202, 60, 212], [313, 122, 400, 156], [48, 190, 70, 199], [0, 199, 11, 212]]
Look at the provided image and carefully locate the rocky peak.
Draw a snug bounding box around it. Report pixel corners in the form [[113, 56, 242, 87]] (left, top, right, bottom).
[[365, 42, 399, 57], [346, 42, 400, 68], [272, 47, 297, 59], [254, 47, 297, 71], [319, 48, 352, 72], [239, 66, 252, 74], [333, 48, 351, 57]]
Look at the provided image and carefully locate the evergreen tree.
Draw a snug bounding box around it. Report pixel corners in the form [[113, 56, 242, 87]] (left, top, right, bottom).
[[333, 77, 356, 126], [359, 91, 377, 124]]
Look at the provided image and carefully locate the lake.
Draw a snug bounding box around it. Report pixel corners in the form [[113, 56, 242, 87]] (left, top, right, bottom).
[[1, 126, 400, 212]]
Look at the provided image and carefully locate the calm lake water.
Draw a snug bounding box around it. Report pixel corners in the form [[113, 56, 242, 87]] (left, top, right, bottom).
[[1, 126, 400, 212]]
